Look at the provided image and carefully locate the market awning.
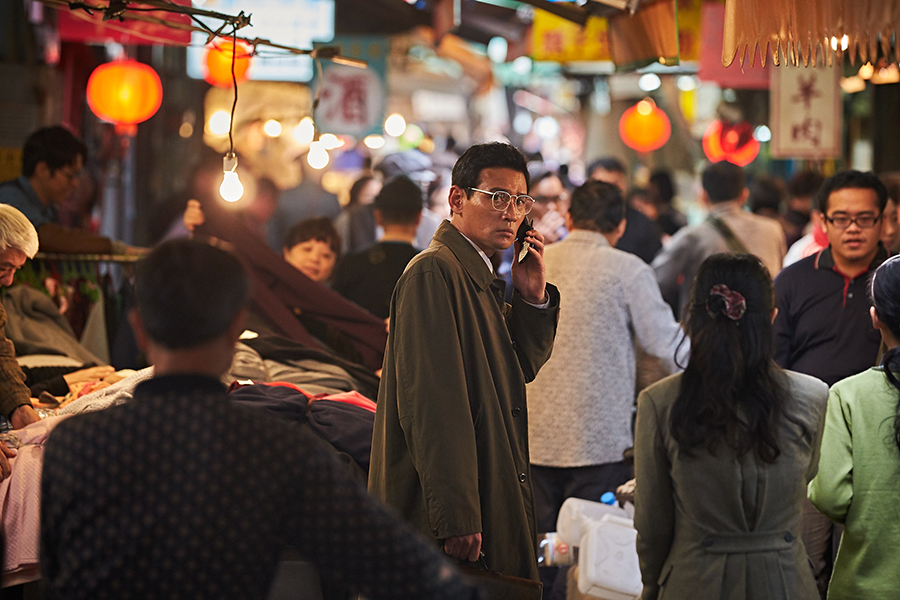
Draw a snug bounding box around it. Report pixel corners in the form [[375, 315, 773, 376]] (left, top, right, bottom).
[[723, 0, 900, 67]]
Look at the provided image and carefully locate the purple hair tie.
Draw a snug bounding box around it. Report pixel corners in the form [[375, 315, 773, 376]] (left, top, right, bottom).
[[707, 284, 747, 321]]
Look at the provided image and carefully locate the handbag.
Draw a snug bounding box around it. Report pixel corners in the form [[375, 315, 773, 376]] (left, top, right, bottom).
[[458, 555, 542, 600]]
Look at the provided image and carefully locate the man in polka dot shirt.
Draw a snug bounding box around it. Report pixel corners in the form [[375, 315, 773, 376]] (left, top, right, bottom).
[[40, 239, 483, 600]]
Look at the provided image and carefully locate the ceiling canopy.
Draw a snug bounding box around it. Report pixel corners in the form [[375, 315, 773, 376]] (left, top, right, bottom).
[[724, 0, 899, 67]]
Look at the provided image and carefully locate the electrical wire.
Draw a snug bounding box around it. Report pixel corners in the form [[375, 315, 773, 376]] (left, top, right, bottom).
[[228, 24, 238, 157]]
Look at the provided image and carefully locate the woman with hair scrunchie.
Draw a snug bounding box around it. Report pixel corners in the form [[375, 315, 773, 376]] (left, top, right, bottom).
[[809, 254, 900, 600], [634, 253, 828, 600]]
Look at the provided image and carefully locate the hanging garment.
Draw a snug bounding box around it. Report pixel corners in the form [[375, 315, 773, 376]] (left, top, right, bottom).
[[1, 286, 105, 365]]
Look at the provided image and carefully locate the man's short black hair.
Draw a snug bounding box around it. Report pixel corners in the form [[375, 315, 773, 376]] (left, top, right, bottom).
[[22, 126, 87, 177], [569, 180, 625, 234], [587, 157, 626, 177], [649, 170, 675, 205], [788, 170, 825, 199], [747, 176, 785, 215], [373, 175, 423, 226], [817, 170, 889, 214], [452, 142, 530, 196], [283, 218, 341, 257], [702, 161, 745, 204], [135, 239, 250, 349], [530, 169, 558, 188]]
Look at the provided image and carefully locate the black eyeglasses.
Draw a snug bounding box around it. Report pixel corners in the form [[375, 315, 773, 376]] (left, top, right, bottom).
[[824, 213, 881, 229], [468, 187, 535, 216]]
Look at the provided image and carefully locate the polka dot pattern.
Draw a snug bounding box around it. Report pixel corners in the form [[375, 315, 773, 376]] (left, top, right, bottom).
[[41, 374, 483, 600]]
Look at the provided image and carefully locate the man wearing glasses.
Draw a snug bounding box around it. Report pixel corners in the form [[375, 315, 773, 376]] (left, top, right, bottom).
[[773, 170, 890, 596], [0, 126, 137, 254], [370, 142, 560, 581], [530, 170, 570, 244]]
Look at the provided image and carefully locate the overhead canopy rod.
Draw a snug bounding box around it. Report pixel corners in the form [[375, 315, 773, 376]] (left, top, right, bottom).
[[40, 0, 367, 68]]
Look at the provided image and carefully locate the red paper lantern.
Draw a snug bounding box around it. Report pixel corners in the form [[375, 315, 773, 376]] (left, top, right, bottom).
[[619, 100, 671, 153], [87, 60, 162, 136], [205, 40, 251, 88], [702, 120, 760, 166]]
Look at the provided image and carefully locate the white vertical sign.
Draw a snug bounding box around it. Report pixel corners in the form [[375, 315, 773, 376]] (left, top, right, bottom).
[[770, 64, 842, 159]]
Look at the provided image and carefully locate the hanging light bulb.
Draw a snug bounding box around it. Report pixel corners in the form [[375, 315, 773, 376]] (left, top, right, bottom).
[[319, 133, 341, 149], [364, 134, 385, 149], [293, 117, 315, 145], [384, 113, 407, 137], [263, 119, 283, 137], [307, 141, 329, 169], [209, 110, 231, 135], [219, 152, 244, 202]]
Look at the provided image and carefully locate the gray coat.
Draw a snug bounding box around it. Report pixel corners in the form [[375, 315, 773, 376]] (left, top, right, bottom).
[[634, 369, 827, 600]]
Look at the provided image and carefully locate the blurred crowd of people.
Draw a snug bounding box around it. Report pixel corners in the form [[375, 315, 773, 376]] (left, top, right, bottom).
[[3, 125, 900, 600]]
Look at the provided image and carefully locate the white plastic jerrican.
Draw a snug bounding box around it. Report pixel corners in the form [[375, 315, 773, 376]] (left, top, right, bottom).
[[577, 513, 642, 600], [554, 498, 641, 600], [556, 497, 631, 545]]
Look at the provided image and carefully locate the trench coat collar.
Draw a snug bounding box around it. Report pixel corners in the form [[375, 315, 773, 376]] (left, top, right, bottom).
[[433, 220, 496, 292]]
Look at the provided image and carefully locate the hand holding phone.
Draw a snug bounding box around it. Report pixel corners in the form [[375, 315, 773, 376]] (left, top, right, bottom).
[[515, 217, 532, 264]]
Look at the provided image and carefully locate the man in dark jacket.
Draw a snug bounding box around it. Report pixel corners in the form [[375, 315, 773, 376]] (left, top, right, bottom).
[[0, 126, 140, 254], [369, 142, 560, 580], [588, 157, 662, 263], [332, 175, 422, 320], [774, 170, 889, 596]]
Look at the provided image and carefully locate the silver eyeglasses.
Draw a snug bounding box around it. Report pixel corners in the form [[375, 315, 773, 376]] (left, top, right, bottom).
[[468, 187, 535, 215]]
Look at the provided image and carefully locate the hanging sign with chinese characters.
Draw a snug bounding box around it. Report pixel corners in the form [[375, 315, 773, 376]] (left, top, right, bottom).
[[313, 36, 388, 137], [770, 64, 842, 159], [531, 10, 611, 63]]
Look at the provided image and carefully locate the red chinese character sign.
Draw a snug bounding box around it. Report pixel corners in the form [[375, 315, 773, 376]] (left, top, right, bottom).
[[771, 64, 842, 159], [316, 65, 384, 136], [313, 36, 387, 137]]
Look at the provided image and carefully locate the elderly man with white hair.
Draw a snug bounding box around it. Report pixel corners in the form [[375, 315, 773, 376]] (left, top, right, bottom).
[[0, 204, 41, 480]]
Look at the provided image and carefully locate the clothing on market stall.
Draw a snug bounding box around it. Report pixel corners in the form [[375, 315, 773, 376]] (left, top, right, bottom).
[[1, 286, 105, 365], [194, 196, 388, 372]]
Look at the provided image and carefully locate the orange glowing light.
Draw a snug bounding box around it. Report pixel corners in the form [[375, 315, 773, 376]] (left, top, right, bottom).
[[618, 100, 671, 153], [86, 60, 162, 136], [702, 120, 760, 167], [204, 40, 251, 88]]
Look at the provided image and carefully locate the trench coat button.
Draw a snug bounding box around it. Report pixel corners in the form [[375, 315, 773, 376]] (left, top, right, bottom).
[[784, 532, 794, 542], [701, 537, 713, 548], [513, 407, 521, 417], [433, 528, 439, 536], [519, 473, 527, 483]]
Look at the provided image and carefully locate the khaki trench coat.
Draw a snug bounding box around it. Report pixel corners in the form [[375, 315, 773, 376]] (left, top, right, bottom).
[[634, 369, 827, 600], [369, 221, 559, 581]]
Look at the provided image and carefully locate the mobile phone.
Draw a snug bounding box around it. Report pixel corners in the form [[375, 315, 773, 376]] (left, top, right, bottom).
[[516, 217, 532, 264]]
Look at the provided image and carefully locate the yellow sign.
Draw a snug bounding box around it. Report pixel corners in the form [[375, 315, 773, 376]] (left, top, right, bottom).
[[678, 0, 702, 62], [531, 10, 610, 63], [532, 0, 702, 65], [0, 148, 22, 183]]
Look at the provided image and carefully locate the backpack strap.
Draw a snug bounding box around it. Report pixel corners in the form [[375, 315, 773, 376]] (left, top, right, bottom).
[[706, 214, 749, 254]]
